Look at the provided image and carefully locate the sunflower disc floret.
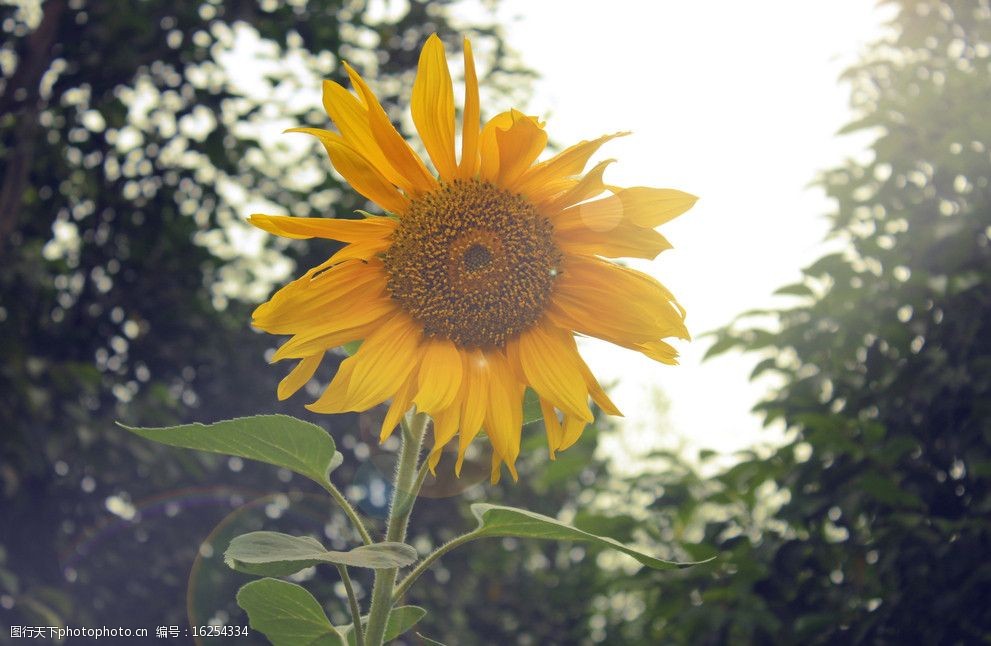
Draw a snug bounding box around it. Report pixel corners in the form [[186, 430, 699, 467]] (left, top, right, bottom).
[[384, 179, 562, 348]]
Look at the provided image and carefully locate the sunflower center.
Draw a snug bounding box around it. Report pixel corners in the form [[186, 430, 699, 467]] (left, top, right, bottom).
[[383, 178, 562, 348], [463, 243, 492, 270]]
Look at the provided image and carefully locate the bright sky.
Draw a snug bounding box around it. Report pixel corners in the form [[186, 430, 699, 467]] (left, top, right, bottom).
[[472, 1, 891, 462]]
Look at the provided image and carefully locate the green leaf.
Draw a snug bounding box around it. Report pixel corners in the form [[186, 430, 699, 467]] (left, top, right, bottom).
[[803, 251, 848, 278], [225, 532, 417, 576], [236, 578, 344, 646], [773, 282, 814, 298], [415, 634, 448, 646], [118, 415, 341, 487], [749, 357, 779, 380], [470, 504, 705, 570], [342, 340, 362, 356], [703, 333, 740, 360], [859, 473, 924, 509], [340, 606, 427, 646], [572, 511, 637, 542], [522, 387, 542, 425]]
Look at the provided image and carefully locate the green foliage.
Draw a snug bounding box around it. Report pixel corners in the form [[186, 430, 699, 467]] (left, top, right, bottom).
[[469, 503, 697, 571], [120, 415, 342, 487], [224, 532, 416, 576], [406, 416, 623, 644], [237, 578, 345, 646], [340, 606, 427, 646], [522, 387, 543, 425]]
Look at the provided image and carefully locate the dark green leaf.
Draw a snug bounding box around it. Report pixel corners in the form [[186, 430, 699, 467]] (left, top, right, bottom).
[[119, 415, 340, 487], [236, 578, 344, 646], [470, 504, 706, 570], [859, 473, 924, 509]]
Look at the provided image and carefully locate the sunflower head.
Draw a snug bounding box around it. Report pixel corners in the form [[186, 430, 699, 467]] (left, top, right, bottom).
[[249, 34, 697, 483], [383, 178, 562, 348]]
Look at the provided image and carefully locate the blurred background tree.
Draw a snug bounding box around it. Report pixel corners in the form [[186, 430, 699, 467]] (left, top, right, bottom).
[[676, 1, 991, 642], [0, 0, 526, 639]]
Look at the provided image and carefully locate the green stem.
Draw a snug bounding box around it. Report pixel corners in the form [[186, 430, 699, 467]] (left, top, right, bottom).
[[409, 455, 432, 507], [363, 411, 429, 646], [336, 564, 365, 646], [391, 530, 481, 603], [321, 480, 374, 546]]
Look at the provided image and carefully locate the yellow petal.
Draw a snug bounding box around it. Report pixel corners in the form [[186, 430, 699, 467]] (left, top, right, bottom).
[[254, 261, 391, 335], [255, 277, 389, 337], [427, 406, 461, 474], [306, 311, 421, 413], [515, 323, 592, 422], [322, 80, 418, 193], [325, 235, 393, 264], [412, 34, 458, 180], [556, 229, 672, 261], [380, 373, 417, 442], [501, 336, 527, 383], [635, 340, 680, 365], [344, 63, 438, 195], [607, 187, 699, 228], [271, 326, 368, 362], [558, 415, 587, 451], [490, 451, 506, 484], [458, 37, 480, 179], [341, 312, 421, 410], [412, 339, 464, 413], [288, 128, 409, 214], [539, 159, 614, 214], [539, 397, 564, 458], [249, 213, 397, 241], [456, 350, 490, 475], [478, 111, 513, 182], [495, 109, 548, 189], [308, 357, 356, 412], [271, 299, 395, 361], [526, 321, 623, 417], [575, 355, 622, 417], [547, 255, 689, 346], [251, 257, 353, 330], [277, 353, 322, 401], [555, 197, 674, 259], [559, 193, 622, 232], [483, 351, 524, 480], [516, 132, 628, 201]]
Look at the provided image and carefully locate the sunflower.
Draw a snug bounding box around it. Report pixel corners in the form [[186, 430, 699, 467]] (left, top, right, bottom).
[[250, 35, 696, 482]]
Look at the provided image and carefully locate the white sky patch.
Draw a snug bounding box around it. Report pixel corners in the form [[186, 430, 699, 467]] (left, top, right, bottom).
[[459, 0, 894, 460]]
